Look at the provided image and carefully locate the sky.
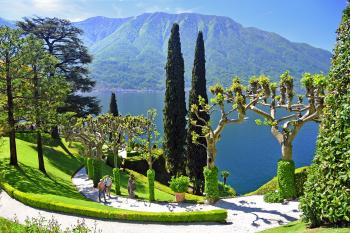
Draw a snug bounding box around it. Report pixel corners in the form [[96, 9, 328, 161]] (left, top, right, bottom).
[[0, 0, 347, 51]]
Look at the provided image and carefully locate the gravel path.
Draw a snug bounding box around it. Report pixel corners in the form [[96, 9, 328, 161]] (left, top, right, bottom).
[[0, 168, 301, 233]]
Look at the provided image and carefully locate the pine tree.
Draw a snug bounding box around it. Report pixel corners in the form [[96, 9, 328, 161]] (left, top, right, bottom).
[[109, 92, 119, 116], [163, 23, 187, 177], [300, 2, 350, 227], [186, 31, 209, 195]]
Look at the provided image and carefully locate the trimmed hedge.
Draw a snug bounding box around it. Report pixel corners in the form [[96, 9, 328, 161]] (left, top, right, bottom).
[[277, 159, 296, 199], [203, 166, 219, 202], [112, 168, 121, 195], [0, 182, 227, 223], [92, 159, 102, 188], [147, 169, 155, 201], [264, 191, 284, 203], [87, 158, 93, 180]]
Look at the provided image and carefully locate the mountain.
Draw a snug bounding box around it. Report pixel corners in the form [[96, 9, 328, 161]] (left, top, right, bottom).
[[0, 18, 15, 28], [1, 13, 332, 90]]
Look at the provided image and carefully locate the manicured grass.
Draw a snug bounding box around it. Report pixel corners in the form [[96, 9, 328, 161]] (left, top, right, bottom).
[[0, 216, 25, 232], [0, 134, 219, 222], [259, 221, 350, 233], [246, 166, 308, 196]]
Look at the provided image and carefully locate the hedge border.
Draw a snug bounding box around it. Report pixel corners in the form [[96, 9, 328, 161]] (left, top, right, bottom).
[[0, 180, 227, 223]]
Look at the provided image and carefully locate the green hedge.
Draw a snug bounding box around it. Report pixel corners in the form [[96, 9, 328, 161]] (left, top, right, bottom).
[[92, 159, 102, 188], [0, 182, 227, 223], [218, 182, 237, 198], [112, 168, 121, 195], [147, 169, 155, 201], [203, 166, 219, 202], [264, 191, 284, 203], [277, 159, 296, 199], [87, 158, 93, 180]]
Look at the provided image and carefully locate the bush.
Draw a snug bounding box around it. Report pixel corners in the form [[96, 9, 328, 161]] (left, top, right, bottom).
[[113, 168, 121, 195], [0, 181, 227, 223], [92, 159, 102, 187], [218, 181, 236, 198], [295, 168, 308, 197], [264, 191, 284, 203], [169, 176, 190, 193], [277, 159, 296, 199], [147, 169, 155, 201], [87, 158, 93, 179], [203, 166, 219, 202]]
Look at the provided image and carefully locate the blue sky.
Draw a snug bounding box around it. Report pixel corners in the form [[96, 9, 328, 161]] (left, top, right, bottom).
[[0, 0, 347, 51]]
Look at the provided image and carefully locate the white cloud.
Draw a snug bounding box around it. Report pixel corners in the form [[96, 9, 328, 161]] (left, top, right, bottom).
[[32, 0, 63, 11]]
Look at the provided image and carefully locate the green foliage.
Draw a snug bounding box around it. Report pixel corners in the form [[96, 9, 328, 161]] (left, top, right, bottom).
[[186, 31, 209, 195], [218, 181, 236, 197], [87, 158, 94, 179], [300, 3, 350, 228], [203, 166, 219, 202], [147, 169, 155, 201], [246, 166, 308, 196], [163, 23, 187, 177], [169, 176, 190, 193], [113, 168, 121, 195], [264, 191, 284, 203], [92, 159, 102, 187], [277, 160, 296, 199]]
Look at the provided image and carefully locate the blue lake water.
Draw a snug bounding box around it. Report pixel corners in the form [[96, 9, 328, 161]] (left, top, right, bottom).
[[93, 90, 318, 194]]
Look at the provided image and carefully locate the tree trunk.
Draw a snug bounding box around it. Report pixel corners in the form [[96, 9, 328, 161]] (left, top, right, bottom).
[[51, 126, 60, 139], [37, 131, 46, 174], [206, 138, 216, 169], [281, 141, 293, 160], [6, 57, 18, 166]]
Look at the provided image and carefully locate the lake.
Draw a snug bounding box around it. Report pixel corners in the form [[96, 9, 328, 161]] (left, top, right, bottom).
[[93, 90, 318, 194]]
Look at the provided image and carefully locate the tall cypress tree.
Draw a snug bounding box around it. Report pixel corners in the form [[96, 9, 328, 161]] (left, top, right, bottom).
[[163, 23, 187, 177], [300, 2, 350, 227], [109, 92, 119, 116], [186, 31, 209, 195]]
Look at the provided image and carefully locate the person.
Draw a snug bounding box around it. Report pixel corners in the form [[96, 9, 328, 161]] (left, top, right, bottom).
[[104, 175, 112, 198], [97, 179, 106, 202], [127, 174, 136, 198]]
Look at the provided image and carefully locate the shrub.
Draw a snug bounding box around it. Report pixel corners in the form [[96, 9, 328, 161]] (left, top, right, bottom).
[[264, 191, 284, 203], [92, 159, 102, 187], [277, 159, 296, 199], [147, 169, 155, 201], [106, 153, 114, 167], [169, 176, 190, 193], [203, 166, 219, 202], [218, 181, 236, 197], [295, 168, 308, 197], [0, 181, 227, 223], [113, 168, 121, 195], [87, 158, 93, 179]]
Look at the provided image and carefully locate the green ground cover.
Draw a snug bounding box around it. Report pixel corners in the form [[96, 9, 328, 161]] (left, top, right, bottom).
[[0, 135, 225, 222], [259, 221, 350, 233]]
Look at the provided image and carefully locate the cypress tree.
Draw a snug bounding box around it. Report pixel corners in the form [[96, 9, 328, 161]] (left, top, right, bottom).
[[186, 31, 209, 195], [163, 23, 187, 177], [300, 3, 350, 227], [109, 92, 119, 116]]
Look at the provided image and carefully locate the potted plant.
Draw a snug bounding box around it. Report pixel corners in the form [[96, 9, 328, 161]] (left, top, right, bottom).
[[169, 176, 190, 202]]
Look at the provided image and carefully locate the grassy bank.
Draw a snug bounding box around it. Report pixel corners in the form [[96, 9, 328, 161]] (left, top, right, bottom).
[[259, 221, 350, 233]]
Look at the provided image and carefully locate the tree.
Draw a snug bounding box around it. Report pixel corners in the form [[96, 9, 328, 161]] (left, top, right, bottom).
[[17, 17, 100, 138], [23, 37, 70, 173], [163, 23, 187, 177], [191, 78, 253, 202], [0, 27, 30, 166], [221, 170, 230, 186], [186, 31, 209, 195], [109, 92, 119, 116], [300, 2, 350, 227], [247, 72, 326, 198]]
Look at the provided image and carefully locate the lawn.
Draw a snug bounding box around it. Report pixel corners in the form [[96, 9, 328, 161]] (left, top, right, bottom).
[[0, 134, 203, 203], [259, 221, 350, 233]]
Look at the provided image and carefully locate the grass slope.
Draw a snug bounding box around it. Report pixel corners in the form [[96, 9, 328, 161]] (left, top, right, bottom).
[[0, 134, 220, 223], [259, 221, 350, 233]]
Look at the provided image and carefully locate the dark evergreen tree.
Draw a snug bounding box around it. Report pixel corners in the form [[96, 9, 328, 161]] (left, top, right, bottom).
[[300, 2, 350, 227], [17, 17, 100, 138], [109, 92, 119, 116], [163, 23, 187, 177], [186, 31, 209, 195]]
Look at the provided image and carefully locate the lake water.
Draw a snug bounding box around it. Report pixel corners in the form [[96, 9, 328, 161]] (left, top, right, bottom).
[[93, 90, 318, 194]]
